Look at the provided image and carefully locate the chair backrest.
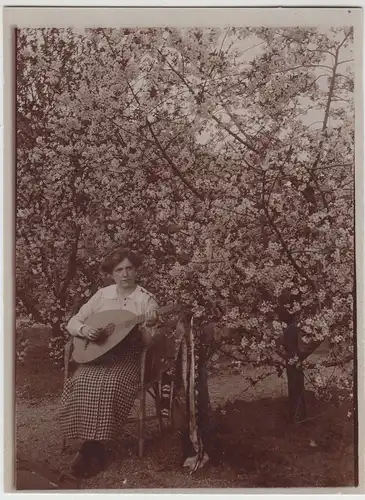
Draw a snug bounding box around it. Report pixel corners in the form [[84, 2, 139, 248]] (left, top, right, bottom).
[[143, 317, 190, 385]]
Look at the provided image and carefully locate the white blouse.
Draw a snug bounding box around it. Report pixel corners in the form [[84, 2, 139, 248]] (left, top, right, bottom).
[[66, 284, 159, 336]]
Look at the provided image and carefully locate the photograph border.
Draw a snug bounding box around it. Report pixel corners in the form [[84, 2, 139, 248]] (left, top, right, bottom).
[[2, 3, 364, 498]]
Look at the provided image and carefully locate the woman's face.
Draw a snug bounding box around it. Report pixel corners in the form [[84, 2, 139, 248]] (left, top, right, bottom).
[[112, 258, 137, 289]]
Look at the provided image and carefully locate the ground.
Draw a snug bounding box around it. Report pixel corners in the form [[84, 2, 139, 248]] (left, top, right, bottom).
[[14, 326, 356, 490]]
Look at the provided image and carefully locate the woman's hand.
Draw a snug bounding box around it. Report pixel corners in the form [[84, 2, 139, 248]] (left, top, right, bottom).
[[80, 325, 103, 341], [145, 310, 158, 327], [140, 324, 155, 346]]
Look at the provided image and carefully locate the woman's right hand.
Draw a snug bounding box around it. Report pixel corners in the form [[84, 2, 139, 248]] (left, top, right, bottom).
[[80, 325, 102, 341]]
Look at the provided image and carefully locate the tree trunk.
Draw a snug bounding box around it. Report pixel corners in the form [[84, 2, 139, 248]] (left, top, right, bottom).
[[196, 327, 215, 454], [286, 364, 306, 422], [171, 346, 196, 461], [171, 324, 215, 461], [283, 324, 306, 422]]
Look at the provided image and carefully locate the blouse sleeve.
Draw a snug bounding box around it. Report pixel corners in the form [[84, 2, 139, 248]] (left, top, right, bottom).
[[66, 289, 102, 336], [144, 295, 159, 314], [142, 294, 159, 328]]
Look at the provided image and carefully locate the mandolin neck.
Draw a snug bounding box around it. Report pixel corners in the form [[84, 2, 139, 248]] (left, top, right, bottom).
[[125, 304, 174, 329]]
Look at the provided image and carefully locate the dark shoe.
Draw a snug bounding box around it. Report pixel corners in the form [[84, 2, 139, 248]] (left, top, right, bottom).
[[86, 441, 107, 478], [70, 441, 107, 478]]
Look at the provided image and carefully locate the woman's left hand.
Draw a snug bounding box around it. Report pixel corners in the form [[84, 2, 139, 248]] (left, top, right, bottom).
[[145, 310, 158, 327]]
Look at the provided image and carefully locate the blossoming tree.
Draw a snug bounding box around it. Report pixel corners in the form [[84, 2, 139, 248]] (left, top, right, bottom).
[[16, 26, 354, 419]]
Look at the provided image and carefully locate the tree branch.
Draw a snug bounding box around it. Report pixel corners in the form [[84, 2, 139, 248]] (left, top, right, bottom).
[[101, 28, 141, 106], [146, 117, 204, 201], [59, 225, 81, 306], [156, 47, 260, 155], [262, 195, 315, 288]]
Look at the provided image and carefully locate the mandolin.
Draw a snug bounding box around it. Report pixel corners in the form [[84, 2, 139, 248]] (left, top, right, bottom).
[[72, 303, 179, 364]]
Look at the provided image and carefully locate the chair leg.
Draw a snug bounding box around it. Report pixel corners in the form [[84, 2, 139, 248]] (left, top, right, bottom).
[[138, 386, 146, 458], [61, 341, 72, 453], [154, 381, 163, 434]]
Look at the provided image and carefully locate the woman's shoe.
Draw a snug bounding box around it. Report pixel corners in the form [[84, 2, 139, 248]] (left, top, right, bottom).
[[70, 441, 107, 478], [86, 441, 107, 477]]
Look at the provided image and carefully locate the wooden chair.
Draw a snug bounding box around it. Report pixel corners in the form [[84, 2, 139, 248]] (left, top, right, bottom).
[[125, 333, 172, 457], [61, 332, 174, 458]]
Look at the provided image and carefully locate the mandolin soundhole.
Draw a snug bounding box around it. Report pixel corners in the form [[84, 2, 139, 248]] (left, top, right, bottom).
[[94, 323, 115, 344], [104, 323, 115, 337]]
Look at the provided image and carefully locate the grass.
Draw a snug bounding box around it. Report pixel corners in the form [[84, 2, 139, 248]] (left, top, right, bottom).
[[15, 326, 357, 490]]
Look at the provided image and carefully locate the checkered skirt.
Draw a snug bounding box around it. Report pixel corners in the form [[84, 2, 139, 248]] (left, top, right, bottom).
[[59, 330, 143, 442]]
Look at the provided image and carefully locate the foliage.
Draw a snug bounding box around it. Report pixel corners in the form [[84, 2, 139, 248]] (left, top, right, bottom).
[[16, 26, 354, 399]]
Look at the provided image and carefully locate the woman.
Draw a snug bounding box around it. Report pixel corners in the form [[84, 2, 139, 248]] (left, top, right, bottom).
[[60, 247, 159, 478]]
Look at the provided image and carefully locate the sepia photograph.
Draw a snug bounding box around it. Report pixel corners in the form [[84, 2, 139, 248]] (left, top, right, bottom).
[[5, 5, 362, 493]]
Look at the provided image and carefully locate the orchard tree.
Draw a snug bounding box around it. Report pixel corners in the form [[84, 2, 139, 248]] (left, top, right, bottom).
[[86, 26, 354, 415], [16, 28, 125, 357], [16, 26, 354, 421]]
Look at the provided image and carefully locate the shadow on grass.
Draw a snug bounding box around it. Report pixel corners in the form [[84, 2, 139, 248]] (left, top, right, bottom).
[[208, 395, 356, 488]]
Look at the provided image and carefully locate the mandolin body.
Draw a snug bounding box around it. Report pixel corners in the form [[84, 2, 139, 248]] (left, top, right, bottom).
[[72, 309, 137, 364]]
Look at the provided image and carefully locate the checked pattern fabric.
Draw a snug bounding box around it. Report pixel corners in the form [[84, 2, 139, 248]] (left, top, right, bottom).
[[60, 330, 143, 442]]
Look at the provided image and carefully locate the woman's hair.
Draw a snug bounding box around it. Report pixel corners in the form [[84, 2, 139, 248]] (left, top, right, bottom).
[[100, 247, 142, 274]]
